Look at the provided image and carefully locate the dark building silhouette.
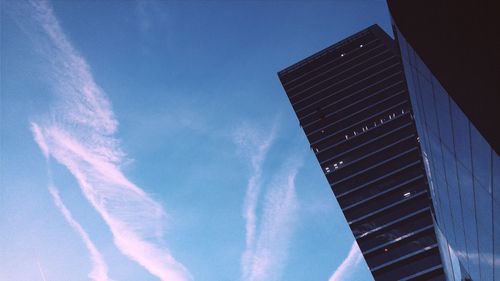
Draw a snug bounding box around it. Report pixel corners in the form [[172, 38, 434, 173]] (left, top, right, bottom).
[[278, 25, 446, 280], [388, 2, 500, 280], [387, 0, 500, 154]]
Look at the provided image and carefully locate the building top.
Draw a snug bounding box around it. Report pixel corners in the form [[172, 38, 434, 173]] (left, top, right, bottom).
[[278, 24, 394, 77]]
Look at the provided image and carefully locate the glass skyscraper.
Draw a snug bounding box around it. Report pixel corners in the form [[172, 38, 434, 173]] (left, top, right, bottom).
[[388, 2, 499, 280], [278, 25, 446, 280], [394, 28, 498, 281]]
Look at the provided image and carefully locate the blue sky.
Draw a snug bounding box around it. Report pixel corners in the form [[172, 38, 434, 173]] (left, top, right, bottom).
[[0, 1, 391, 280]]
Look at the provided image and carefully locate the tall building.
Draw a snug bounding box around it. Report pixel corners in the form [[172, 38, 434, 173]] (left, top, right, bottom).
[[278, 25, 446, 280], [388, 2, 499, 281]]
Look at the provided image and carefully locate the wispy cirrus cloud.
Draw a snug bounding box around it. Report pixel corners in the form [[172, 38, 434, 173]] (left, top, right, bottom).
[[33, 120, 110, 281], [48, 184, 113, 281], [31, 123, 49, 159], [233, 124, 276, 260], [244, 159, 301, 281], [234, 124, 302, 281], [328, 241, 363, 281], [22, 0, 191, 280]]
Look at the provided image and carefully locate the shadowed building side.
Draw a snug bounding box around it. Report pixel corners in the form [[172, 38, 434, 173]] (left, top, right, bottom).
[[388, 2, 500, 280], [387, 0, 500, 154]]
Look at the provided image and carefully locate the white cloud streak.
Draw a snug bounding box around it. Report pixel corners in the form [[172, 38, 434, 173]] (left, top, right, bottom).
[[328, 241, 363, 281], [23, 0, 191, 280], [36, 258, 48, 281], [235, 124, 302, 281], [31, 123, 49, 159], [48, 184, 113, 281], [234, 125, 276, 255], [244, 160, 301, 281], [31, 123, 111, 281]]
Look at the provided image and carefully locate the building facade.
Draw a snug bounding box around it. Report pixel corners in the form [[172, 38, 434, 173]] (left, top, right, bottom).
[[395, 28, 499, 281], [388, 2, 500, 280], [278, 25, 446, 280]]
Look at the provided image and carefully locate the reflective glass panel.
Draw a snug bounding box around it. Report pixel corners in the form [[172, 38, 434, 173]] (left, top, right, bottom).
[[494, 200, 500, 280], [470, 126, 492, 191], [442, 145, 467, 256], [432, 78, 454, 152], [456, 163, 481, 280], [428, 133, 445, 180], [493, 153, 500, 205], [435, 174, 456, 244], [474, 178, 493, 281], [450, 100, 472, 170], [417, 74, 439, 137]]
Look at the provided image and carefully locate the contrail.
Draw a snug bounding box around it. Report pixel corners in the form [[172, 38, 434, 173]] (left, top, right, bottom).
[[29, 127, 112, 281], [328, 241, 363, 281], [234, 123, 303, 281], [244, 159, 302, 281], [36, 258, 47, 281], [48, 184, 113, 281], [233, 124, 276, 280]]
